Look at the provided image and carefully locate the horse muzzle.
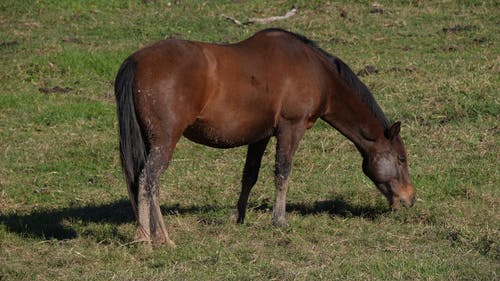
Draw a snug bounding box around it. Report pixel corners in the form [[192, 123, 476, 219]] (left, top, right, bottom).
[[390, 185, 415, 210]]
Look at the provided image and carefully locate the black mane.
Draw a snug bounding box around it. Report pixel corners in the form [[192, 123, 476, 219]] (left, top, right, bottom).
[[261, 28, 390, 129]]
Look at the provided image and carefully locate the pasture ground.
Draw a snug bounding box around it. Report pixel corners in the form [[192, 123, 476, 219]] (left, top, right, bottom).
[[0, 1, 498, 280]]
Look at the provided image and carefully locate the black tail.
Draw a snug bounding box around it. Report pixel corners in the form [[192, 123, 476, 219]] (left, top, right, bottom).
[[114, 58, 145, 217]]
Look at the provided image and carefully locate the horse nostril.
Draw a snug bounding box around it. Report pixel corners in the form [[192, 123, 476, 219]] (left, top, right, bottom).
[[400, 196, 415, 208], [403, 196, 415, 208], [399, 198, 406, 206]]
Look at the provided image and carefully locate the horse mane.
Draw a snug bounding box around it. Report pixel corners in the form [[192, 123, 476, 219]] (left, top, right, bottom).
[[260, 28, 390, 129]]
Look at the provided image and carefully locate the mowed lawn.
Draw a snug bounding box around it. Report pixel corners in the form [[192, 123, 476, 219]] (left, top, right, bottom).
[[0, 0, 498, 280]]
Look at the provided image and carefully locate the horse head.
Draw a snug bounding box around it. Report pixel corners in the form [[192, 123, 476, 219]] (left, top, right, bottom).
[[362, 122, 415, 210]]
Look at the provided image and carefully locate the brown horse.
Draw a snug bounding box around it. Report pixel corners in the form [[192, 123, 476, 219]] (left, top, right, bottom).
[[115, 28, 415, 246]]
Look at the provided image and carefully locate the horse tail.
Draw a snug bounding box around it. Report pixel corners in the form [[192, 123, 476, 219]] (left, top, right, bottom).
[[114, 58, 145, 217]]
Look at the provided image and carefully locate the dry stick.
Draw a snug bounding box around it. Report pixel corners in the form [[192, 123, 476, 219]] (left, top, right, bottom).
[[248, 7, 297, 24], [222, 14, 243, 26], [223, 7, 298, 26]]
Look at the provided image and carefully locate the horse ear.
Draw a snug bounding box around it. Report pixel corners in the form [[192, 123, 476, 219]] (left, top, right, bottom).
[[385, 121, 401, 141]]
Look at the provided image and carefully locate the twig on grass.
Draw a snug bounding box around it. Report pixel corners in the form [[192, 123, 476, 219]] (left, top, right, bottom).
[[222, 14, 243, 26], [248, 6, 298, 24], [223, 6, 298, 26]]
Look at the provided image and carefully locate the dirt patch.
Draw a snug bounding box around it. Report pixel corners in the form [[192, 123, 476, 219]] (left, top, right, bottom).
[[88, 176, 98, 185], [62, 38, 85, 45], [395, 65, 416, 73], [0, 41, 19, 48], [339, 8, 348, 19], [357, 65, 378, 76], [405, 65, 417, 72], [370, 3, 384, 14], [39, 86, 72, 94], [473, 37, 488, 44], [388, 65, 417, 74], [441, 45, 465, 52], [329, 37, 349, 45]]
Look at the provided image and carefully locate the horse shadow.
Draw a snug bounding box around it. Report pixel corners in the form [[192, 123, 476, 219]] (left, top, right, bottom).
[[0, 197, 388, 240], [252, 197, 387, 220]]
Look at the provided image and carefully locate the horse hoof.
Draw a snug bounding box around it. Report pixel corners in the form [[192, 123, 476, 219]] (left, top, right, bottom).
[[165, 238, 176, 248], [231, 208, 245, 224], [150, 232, 177, 248], [153, 234, 176, 248]]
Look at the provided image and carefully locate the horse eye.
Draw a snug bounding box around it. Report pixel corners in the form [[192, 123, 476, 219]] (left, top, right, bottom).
[[398, 155, 406, 163]]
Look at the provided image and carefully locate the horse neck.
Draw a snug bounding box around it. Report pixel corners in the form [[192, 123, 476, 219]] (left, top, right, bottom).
[[321, 72, 389, 154]]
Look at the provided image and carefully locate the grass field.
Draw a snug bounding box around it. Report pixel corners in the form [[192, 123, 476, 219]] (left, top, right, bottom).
[[0, 0, 498, 280]]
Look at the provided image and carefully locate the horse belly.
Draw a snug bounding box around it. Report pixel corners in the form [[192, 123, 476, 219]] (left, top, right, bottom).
[[183, 113, 274, 148]]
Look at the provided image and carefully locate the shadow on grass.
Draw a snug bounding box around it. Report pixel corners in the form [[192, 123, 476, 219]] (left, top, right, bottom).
[[0, 197, 387, 240], [252, 197, 388, 220], [0, 200, 134, 240], [0, 200, 224, 240]]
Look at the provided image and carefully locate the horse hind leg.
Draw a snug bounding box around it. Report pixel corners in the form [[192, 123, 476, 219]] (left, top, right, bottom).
[[135, 145, 177, 247], [235, 137, 270, 223]]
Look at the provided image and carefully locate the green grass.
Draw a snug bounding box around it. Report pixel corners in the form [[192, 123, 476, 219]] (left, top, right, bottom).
[[1, 0, 498, 280]]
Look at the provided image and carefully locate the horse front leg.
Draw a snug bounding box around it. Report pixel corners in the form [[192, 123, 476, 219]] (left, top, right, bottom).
[[272, 121, 306, 227]]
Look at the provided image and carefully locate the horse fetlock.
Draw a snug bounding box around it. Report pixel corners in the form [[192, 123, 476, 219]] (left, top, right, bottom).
[[272, 206, 288, 227], [134, 225, 151, 243], [272, 215, 288, 227], [231, 208, 245, 224]]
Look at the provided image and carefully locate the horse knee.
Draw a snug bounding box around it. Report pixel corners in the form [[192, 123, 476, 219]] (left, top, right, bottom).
[[242, 173, 258, 188]]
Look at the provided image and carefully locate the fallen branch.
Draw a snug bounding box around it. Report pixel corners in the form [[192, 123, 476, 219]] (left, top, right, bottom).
[[223, 6, 298, 26], [248, 7, 297, 24], [222, 14, 243, 26]]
